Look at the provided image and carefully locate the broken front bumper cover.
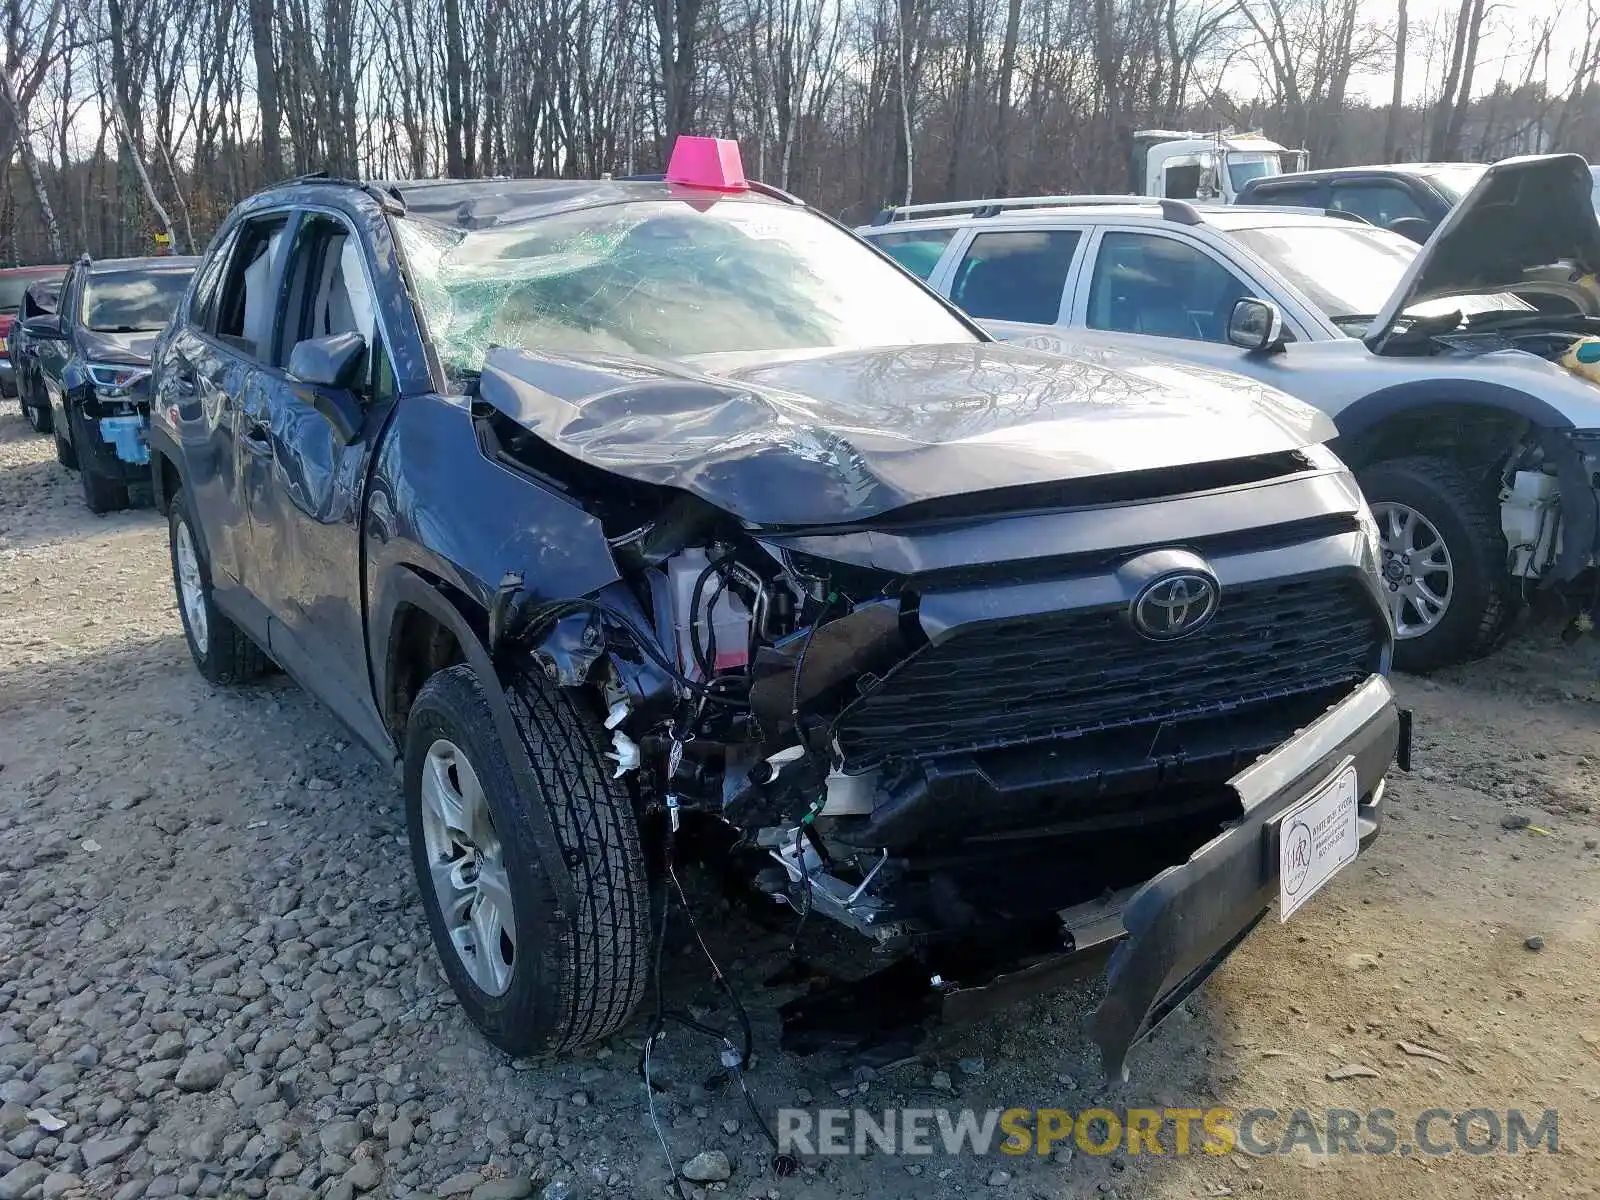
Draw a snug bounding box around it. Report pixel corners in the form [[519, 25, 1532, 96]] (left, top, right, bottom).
[[779, 674, 1406, 1079]]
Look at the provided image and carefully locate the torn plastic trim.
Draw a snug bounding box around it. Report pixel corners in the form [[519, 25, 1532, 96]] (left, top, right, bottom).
[[1547, 428, 1600, 582]]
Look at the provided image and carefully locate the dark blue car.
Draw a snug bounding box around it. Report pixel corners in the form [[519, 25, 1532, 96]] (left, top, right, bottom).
[[26, 255, 198, 511], [147, 146, 1405, 1076]]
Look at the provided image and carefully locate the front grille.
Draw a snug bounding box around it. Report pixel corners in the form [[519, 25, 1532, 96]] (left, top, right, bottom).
[[834, 576, 1384, 767]]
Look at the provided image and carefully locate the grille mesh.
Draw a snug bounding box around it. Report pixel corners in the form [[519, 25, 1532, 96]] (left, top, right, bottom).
[[834, 576, 1383, 767]]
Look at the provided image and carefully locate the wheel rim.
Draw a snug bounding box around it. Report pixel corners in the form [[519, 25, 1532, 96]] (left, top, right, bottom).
[[1371, 500, 1454, 640], [420, 738, 517, 996], [174, 519, 209, 656]]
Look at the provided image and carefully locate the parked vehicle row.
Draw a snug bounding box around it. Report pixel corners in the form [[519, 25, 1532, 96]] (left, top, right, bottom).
[[859, 153, 1600, 672], [8, 255, 197, 511]]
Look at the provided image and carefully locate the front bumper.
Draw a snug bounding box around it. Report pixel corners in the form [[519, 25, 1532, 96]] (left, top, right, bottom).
[[779, 675, 1407, 1076], [1086, 673, 1402, 1077], [70, 394, 152, 481]]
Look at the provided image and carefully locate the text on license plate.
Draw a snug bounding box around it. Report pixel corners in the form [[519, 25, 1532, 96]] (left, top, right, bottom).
[[1277, 762, 1359, 922]]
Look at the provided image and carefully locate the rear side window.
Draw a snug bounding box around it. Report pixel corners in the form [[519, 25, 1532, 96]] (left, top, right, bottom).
[[213, 215, 291, 361], [865, 229, 956, 280], [949, 230, 1080, 324]]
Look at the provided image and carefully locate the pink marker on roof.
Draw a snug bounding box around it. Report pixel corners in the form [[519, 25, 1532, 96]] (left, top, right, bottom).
[[665, 136, 750, 192]]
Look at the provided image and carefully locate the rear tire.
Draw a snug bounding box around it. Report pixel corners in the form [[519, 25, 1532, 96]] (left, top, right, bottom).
[[1358, 456, 1515, 672], [404, 664, 650, 1058], [22, 394, 51, 433], [168, 487, 270, 685]]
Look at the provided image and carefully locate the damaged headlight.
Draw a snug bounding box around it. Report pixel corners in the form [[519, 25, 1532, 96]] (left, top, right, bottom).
[[86, 363, 151, 399]]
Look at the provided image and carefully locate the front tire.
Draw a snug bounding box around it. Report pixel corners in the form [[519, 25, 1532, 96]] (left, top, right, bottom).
[[1358, 456, 1515, 672], [80, 465, 130, 514], [53, 423, 77, 469], [168, 487, 270, 685], [404, 664, 650, 1058]]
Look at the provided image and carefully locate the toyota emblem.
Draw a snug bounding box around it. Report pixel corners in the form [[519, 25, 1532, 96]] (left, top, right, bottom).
[[1132, 572, 1219, 639]]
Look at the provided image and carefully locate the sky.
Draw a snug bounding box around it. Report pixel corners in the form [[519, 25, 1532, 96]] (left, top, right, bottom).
[[1342, 0, 1595, 104]]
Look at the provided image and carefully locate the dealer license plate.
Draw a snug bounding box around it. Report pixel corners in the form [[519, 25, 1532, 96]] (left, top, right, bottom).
[[1276, 762, 1359, 922]]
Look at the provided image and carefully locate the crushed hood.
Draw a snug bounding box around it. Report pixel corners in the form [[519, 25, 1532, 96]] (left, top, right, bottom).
[[1367, 153, 1600, 350], [476, 340, 1335, 527]]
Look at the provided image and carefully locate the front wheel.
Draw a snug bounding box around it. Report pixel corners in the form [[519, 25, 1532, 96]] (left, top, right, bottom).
[[80, 465, 130, 514], [404, 664, 650, 1058], [1358, 456, 1515, 672]]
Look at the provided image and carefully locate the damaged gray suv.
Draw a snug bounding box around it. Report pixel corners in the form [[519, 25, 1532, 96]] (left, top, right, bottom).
[[147, 140, 1407, 1078]]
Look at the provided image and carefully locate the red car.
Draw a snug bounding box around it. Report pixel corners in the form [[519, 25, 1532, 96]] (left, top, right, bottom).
[[1, 264, 69, 399]]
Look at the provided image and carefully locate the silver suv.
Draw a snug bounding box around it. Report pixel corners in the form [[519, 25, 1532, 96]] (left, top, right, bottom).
[[859, 155, 1600, 672]]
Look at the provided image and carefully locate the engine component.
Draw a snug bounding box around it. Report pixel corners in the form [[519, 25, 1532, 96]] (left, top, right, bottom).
[[759, 827, 897, 940], [1501, 469, 1563, 579], [668, 548, 752, 678], [603, 701, 640, 777]]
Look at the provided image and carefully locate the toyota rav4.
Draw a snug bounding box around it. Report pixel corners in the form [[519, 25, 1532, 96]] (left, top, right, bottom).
[[148, 142, 1407, 1078]]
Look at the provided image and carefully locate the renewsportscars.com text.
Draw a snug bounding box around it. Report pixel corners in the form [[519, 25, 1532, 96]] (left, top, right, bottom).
[[776, 1106, 1559, 1158]]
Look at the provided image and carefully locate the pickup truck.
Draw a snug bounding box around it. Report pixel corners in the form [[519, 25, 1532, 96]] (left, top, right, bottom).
[[148, 142, 1407, 1078]]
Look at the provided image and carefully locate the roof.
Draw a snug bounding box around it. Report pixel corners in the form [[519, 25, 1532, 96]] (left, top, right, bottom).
[[252, 175, 795, 231], [860, 200, 1365, 236], [87, 255, 201, 273], [1247, 162, 1482, 184]]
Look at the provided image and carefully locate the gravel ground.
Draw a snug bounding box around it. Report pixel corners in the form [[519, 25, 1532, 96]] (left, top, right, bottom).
[[0, 396, 1597, 1200]]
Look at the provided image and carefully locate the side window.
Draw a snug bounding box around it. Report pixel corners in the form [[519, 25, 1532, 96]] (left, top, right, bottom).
[[280, 214, 385, 398], [866, 229, 956, 281], [1086, 232, 1250, 343], [1328, 184, 1425, 228], [214, 215, 290, 361], [187, 227, 239, 331], [949, 230, 1080, 324]]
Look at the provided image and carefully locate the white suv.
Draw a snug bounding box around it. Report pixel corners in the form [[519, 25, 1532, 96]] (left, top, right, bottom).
[[857, 159, 1600, 673]]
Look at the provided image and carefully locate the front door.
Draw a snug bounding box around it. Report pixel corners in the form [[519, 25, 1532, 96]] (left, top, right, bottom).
[[246, 209, 397, 752]]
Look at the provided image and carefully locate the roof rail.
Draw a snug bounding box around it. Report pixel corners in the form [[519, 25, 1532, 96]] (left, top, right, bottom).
[[869, 194, 1204, 227]]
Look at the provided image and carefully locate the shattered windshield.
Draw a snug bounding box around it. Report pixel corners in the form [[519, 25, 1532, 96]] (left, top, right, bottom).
[[396, 198, 977, 380]]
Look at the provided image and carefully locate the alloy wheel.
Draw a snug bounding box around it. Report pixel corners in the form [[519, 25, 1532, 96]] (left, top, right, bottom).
[[1371, 500, 1454, 639]]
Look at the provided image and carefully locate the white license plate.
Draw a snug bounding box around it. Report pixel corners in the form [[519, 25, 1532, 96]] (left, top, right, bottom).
[[1277, 762, 1359, 922]]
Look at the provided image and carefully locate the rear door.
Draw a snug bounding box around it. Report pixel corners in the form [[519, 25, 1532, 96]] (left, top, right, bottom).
[[245, 206, 398, 750], [37, 266, 78, 422], [162, 212, 291, 621]]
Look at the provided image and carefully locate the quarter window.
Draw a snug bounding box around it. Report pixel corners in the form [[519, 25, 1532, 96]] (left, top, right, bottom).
[[949, 230, 1080, 324], [1086, 232, 1250, 343], [866, 229, 957, 281]]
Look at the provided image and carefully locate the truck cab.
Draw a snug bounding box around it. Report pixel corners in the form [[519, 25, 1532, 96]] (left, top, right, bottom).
[[1133, 129, 1308, 204]]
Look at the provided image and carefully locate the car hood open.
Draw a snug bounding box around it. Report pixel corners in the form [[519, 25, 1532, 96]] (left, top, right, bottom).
[[477, 340, 1336, 527], [1366, 153, 1600, 351]]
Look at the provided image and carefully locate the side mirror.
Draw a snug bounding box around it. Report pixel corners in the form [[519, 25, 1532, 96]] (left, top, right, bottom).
[[288, 330, 366, 389], [1386, 216, 1435, 245], [1227, 297, 1288, 354], [288, 331, 367, 445], [22, 314, 66, 341]]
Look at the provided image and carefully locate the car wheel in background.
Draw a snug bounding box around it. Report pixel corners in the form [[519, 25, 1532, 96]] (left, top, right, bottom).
[[23, 399, 51, 433], [53, 422, 77, 469], [167, 487, 270, 685], [403, 663, 650, 1058], [1358, 455, 1516, 672]]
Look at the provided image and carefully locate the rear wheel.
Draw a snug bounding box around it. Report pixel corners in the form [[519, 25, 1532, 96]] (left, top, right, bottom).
[[1358, 456, 1515, 672], [168, 487, 270, 685], [404, 664, 650, 1057], [21, 383, 51, 433]]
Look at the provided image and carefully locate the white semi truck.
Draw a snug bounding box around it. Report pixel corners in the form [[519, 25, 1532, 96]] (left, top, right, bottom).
[[1131, 129, 1309, 203]]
